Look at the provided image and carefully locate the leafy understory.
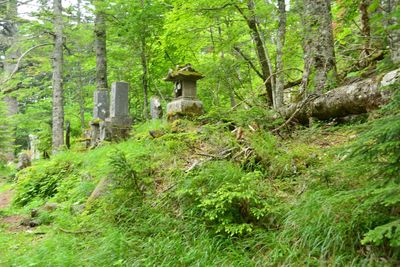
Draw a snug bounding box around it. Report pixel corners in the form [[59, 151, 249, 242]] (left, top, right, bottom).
[[1, 94, 399, 266]]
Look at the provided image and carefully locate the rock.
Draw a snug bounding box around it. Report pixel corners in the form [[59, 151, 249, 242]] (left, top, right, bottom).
[[70, 203, 86, 215], [149, 130, 165, 138], [43, 202, 58, 212], [86, 177, 112, 206], [150, 96, 163, 119], [16, 152, 31, 171]]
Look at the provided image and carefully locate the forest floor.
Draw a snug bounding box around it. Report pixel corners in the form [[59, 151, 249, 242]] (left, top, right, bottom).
[[0, 109, 398, 266]]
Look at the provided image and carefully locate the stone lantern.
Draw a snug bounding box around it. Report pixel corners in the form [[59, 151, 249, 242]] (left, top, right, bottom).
[[164, 64, 204, 119]]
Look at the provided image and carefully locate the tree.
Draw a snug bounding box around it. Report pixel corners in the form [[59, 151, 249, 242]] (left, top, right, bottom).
[[94, 0, 108, 91], [51, 0, 64, 153], [274, 0, 286, 108], [300, 0, 337, 95], [0, 0, 19, 161], [235, 0, 273, 105], [384, 0, 400, 64]]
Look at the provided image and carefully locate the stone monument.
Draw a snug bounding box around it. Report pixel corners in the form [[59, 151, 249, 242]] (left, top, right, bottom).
[[150, 96, 163, 119], [164, 64, 204, 120], [28, 134, 40, 161], [89, 89, 110, 147], [100, 82, 132, 141], [93, 90, 110, 120]]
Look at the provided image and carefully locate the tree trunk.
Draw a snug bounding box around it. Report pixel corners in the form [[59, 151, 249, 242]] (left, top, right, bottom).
[[384, 0, 400, 64], [3, 96, 18, 161], [76, 0, 85, 130], [359, 0, 371, 66], [274, 0, 286, 108], [52, 0, 64, 153], [94, 0, 108, 90], [235, 0, 273, 105], [280, 69, 399, 124], [300, 0, 337, 95], [1, 0, 18, 161], [141, 36, 149, 120]]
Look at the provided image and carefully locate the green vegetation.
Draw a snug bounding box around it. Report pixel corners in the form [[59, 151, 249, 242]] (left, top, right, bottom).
[[1, 0, 399, 266], [1, 92, 399, 266]]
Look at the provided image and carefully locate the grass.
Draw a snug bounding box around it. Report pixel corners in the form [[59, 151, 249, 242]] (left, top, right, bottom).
[[0, 113, 399, 266]]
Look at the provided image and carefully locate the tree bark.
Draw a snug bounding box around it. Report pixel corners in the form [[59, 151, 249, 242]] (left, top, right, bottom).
[[279, 69, 399, 124], [52, 0, 64, 153], [274, 0, 286, 108], [94, 0, 108, 90], [76, 0, 85, 130], [359, 0, 371, 66], [141, 36, 149, 120], [1, 0, 18, 161], [384, 0, 400, 64], [300, 0, 337, 95]]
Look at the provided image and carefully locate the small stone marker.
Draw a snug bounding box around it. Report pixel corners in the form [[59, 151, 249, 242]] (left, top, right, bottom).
[[164, 64, 204, 120], [28, 134, 40, 161], [93, 90, 110, 120], [150, 96, 163, 119]]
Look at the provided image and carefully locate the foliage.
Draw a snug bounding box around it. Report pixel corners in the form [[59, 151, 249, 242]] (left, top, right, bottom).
[[198, 170, 281, 235], [13, 158, 79, 206]]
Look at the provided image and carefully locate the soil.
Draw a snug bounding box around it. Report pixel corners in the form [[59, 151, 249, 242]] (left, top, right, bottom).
[[0, 185, 29, 232]]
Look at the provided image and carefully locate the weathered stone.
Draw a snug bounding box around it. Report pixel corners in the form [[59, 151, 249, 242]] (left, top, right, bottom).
[[97, 82, 132, 141], [100, 118, 132, 141], [17, 152, 31, 171], [28, 134, 40, 161], [166, 98, 204, 119], [110, 82, 129, 118], [86, 177, 111, 206], [164, 64, 204, 120], [89, 121, 101, 147], [93, 90, 109, 120], [150, 96, 163, 119]]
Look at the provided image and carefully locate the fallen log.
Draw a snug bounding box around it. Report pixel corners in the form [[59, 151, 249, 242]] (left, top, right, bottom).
[[279, 68, 400, 124]]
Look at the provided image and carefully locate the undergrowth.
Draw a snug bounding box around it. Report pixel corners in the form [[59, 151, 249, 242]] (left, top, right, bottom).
[[1, 91, 399, 266]]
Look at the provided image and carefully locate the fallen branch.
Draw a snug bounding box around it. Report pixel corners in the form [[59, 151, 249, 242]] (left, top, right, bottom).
[[58, 227, 95, 234]]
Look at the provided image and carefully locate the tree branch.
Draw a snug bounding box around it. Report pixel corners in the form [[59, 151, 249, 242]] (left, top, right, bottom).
[[233, 46, 264, 80], [1, 43, 53, 90]]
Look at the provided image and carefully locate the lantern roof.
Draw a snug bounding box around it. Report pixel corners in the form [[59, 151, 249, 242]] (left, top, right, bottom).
[[164, 64, 204, 82]]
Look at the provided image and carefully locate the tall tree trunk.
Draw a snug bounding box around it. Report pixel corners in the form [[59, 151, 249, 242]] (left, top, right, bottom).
[[384, 0, 400, 64], [1, 0, 18, 161], [3, 96, 18, 161], [141, 36, 149, 120], [235, 0, 273, 106], [94, 0, 108, 90], [52, 0, 64, 153], [76, 0, 85, 130], [300, 0, 337, 95], [359, 0, 371, 66], [274, 0, 286, 108]]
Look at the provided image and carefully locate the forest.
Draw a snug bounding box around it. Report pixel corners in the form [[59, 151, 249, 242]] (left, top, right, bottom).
[[0, 0, 399, 265]]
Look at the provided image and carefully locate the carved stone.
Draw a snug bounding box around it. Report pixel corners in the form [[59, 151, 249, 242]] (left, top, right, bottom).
[[164, 64, 204, 120]]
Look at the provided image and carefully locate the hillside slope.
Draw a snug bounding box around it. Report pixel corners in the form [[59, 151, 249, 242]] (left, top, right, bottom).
[[0, 93, 399, 266]]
